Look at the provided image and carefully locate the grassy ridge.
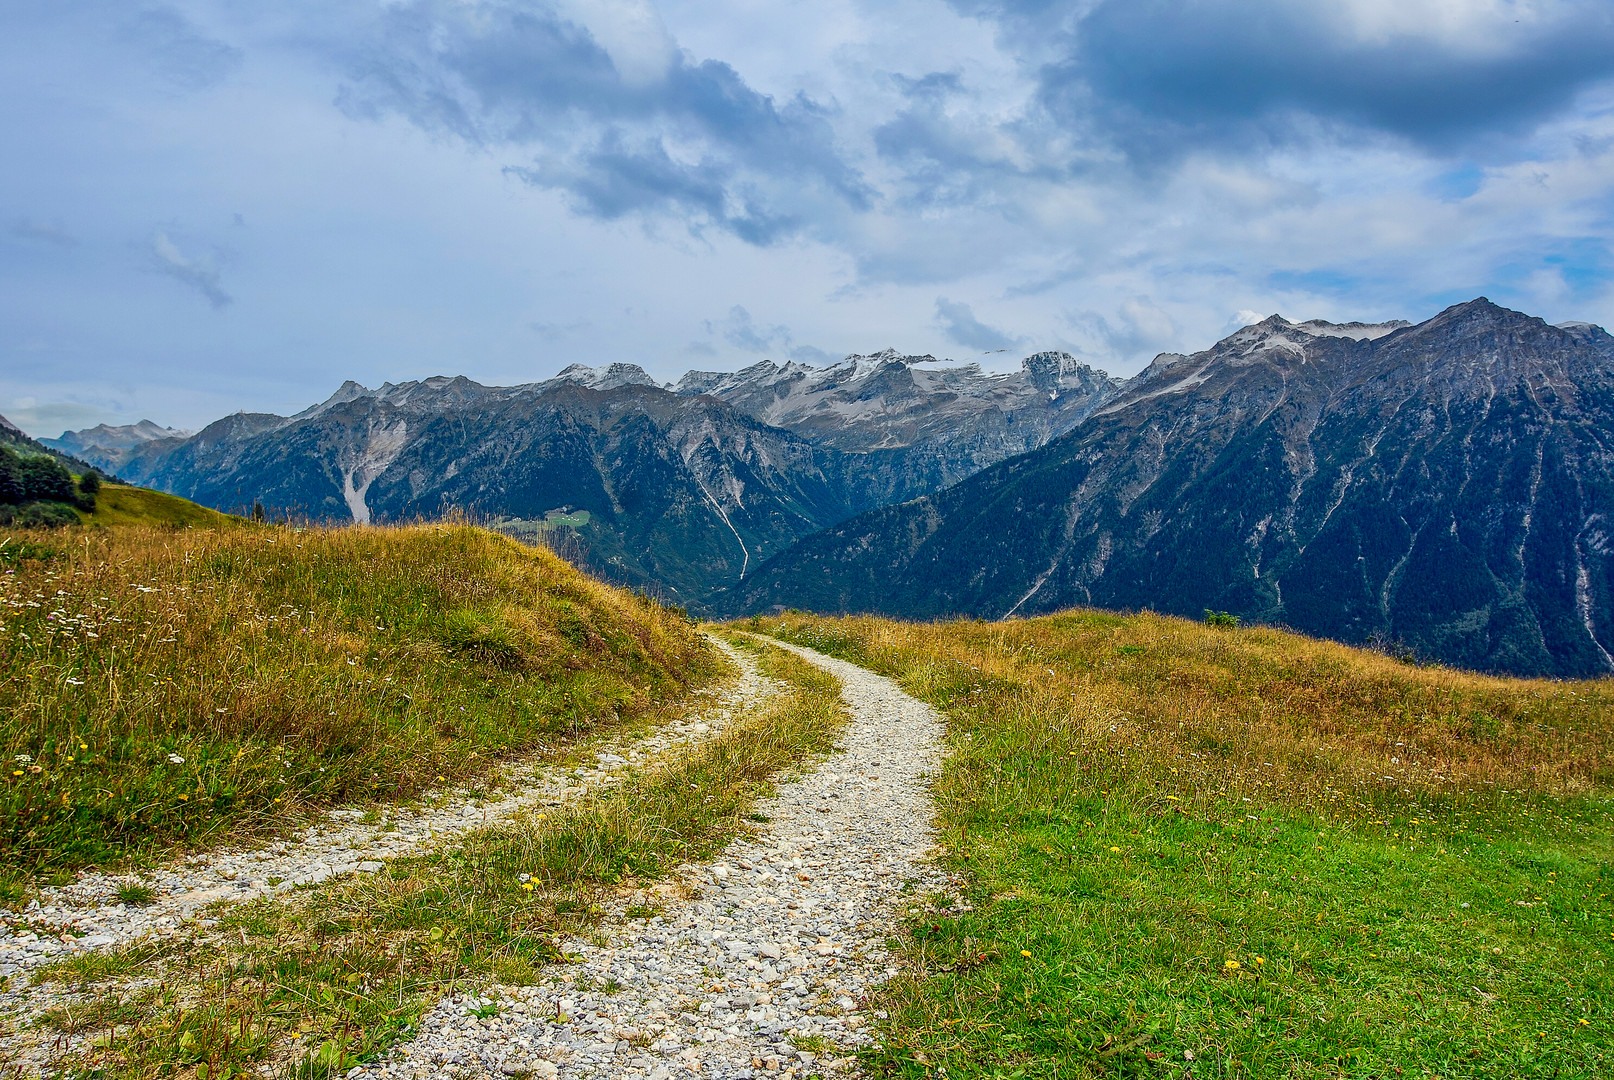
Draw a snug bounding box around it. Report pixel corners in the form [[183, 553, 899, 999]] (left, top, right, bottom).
[[1, 522, 717, 871], [39, 636, 846, 1079], [755, 611, 1614, 1078], [76, 484, 239, 529]]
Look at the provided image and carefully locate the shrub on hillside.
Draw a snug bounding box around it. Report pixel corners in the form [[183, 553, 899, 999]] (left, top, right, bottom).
[[19, 455, 74, 503], [0, 501, 80, 527]]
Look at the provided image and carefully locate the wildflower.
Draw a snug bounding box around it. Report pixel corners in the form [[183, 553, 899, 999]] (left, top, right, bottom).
[[10, 770, 20, 777], [79, 743, 87, 751], [178, 794, 189, 801], [436, 775, 445, 782], [521, 881, 535, 892], [1254, 956, 1264, 966], [1223, 959, 1241, 972], [168, 752, 185, 764], [1019, 950, 1032, 957], [1109, 846, 1120, 853]]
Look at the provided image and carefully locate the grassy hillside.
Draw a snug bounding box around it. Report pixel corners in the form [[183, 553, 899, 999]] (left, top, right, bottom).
[[76, 482, 238, 528], [1, 523, 718, 871], [754, 610, 1614, 1078]]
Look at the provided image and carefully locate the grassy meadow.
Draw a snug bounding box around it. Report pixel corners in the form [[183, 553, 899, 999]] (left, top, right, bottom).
[[35, 636, 846, 1080], [0, 519, 718, 873], [754, 611, 1614, 1079]]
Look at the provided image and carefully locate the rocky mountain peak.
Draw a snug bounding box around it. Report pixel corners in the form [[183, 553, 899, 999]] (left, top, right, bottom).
[[1022, 351, 1111, 396], [43, 420, 190, 459], [551, 362, 662, 391]]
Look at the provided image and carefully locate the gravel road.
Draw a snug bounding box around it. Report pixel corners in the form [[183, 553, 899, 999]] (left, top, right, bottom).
[[0, 641, 781, 1076], [354, 638, 952, 1080]]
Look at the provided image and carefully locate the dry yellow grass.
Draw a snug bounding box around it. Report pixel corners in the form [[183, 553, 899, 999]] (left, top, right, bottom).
[[761, 608, 1613, 820], [2, 521, 717, 870]]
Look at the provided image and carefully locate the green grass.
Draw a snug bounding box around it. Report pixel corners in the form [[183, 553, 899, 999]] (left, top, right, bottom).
[[0, 522, 717, 872], [753, 611, 1614, 1079], [34, 635, 846, 1079], [114, 882, 157, 906], [77, 484, 239, 529]]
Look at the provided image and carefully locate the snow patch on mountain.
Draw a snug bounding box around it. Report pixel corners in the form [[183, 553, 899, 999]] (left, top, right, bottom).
[[549, 363, 662, 390]]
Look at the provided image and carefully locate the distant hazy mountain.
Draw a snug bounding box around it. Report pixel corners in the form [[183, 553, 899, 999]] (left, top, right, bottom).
[[43, 420, 191, 468], [735, 300, 1614, 678], [676, 349, 1119, 502]]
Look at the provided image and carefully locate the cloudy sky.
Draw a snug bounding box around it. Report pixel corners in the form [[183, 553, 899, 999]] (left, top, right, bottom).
[[5, 0, 1614, 435]]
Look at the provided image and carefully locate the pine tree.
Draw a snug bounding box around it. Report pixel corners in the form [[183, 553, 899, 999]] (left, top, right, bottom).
[[0, 451, 22, 506]]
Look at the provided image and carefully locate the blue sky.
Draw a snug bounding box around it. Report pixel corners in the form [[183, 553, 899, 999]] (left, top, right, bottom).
[[5, 0, 1614, 435]]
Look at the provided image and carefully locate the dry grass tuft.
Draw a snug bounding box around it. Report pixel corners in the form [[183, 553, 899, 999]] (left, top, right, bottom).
[[1, 522, 718, 870]]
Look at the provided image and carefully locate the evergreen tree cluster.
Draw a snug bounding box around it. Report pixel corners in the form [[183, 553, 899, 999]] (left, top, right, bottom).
[[0, 446, 96, 524]]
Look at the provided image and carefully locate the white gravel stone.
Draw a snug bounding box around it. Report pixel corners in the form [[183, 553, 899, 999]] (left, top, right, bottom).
[[353, 638, 955, 1080], [0, 640, 781, 1076]]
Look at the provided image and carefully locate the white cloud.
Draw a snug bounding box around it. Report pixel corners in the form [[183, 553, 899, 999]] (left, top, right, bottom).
[[151, 232, 231, 309]]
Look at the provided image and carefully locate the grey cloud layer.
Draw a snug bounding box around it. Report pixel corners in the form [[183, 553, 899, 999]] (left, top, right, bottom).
[[935, 298, 1025, 351], [1076, 1, 1614, 155], [4, 0, 1614, 436], [338, 0, 871, 244]]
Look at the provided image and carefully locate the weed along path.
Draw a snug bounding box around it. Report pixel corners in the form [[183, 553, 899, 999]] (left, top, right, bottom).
[[356, 639, 951, 1080], [0, 641, 776, 985]]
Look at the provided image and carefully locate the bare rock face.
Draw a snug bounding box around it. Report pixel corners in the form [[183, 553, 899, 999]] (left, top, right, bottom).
[[676, 349, 1119, 501], [738, 299, 1614, 678]]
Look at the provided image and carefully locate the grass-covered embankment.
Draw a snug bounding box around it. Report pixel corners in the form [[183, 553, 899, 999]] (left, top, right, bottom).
[[1, 522, 718, 871], [40, 637, 846, 1079], [755, 611, 1614, 1078]]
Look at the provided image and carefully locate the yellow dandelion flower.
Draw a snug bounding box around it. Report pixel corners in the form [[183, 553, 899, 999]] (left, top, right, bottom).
[[1019, 950, 1032, 957], [178, 794, 188, 801], [1109, 846, 1121, 853], [1223, 960, 1241, 972], [1254, 956, 1264, 966], [436, 775, 445, 782]]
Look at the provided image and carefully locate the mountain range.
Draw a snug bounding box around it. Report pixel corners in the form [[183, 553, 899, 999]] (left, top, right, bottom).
[[45, 298, 1614, 676], [733, 299, 1614, 678], [49, 352, 1114, 607]]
